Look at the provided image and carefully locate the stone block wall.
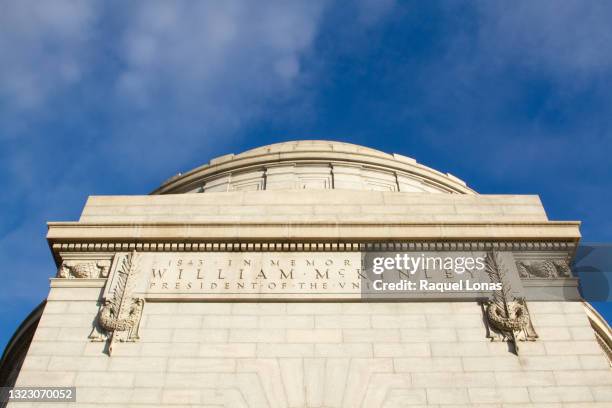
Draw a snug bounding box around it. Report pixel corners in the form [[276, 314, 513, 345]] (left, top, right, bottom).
[[10, 293, 612, 407]]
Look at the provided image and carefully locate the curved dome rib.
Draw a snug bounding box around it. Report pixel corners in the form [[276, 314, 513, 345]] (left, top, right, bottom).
[[152, 140, 474, 195]]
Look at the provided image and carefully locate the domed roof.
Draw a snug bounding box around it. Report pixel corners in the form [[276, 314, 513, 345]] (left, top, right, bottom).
[[153, 140, 474, 194]]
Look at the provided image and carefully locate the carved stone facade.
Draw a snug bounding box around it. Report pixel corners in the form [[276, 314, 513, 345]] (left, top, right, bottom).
[[517, 259, 572, 279], [57, 260, 111, 279], [88, 252, 144, 355], [482, 252, 538, 353], [3, 141, 611, 407]]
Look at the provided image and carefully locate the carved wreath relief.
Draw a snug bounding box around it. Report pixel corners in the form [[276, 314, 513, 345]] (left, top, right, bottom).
[[517, 259, 571, 279], [89, 251, 144, 355], [483, 252, 537, 354], [58, 260, 111, 278]]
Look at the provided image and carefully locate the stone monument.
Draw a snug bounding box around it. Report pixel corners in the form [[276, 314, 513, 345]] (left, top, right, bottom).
[[1, 140, 611, 407]]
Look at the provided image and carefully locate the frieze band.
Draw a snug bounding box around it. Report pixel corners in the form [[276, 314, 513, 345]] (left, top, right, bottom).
[[52, 240, 577, 254]]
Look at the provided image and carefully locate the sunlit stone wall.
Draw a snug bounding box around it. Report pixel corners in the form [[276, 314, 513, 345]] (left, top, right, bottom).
[[12, 290, 612, 407]]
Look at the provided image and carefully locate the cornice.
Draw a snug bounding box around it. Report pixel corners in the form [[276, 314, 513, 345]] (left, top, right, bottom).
[[51, 240, 578, 252], [46, 220, 581, 244]]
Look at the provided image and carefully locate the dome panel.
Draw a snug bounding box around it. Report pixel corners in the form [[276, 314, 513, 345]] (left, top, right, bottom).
[[153, 140, 474, 195]]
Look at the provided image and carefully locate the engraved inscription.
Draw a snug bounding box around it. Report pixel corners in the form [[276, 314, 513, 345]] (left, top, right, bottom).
[[144, 253, 364, 295]]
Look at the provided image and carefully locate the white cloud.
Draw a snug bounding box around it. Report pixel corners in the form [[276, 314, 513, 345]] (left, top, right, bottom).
[[476, 0, 612, 80], [1, 0, 401, 151], [0, 0, 95, 109], [97, 1, 332, 170], [115, 1, 325, 105]]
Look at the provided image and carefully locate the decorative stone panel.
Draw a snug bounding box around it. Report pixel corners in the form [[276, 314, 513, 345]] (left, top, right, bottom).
[[56, 254, 114, 279], [89, 251, 144, 355], [517, 259, 572, 278]]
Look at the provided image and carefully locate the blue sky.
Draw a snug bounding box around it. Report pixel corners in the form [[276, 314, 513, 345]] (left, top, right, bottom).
[[1, 1, 611, 351]]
